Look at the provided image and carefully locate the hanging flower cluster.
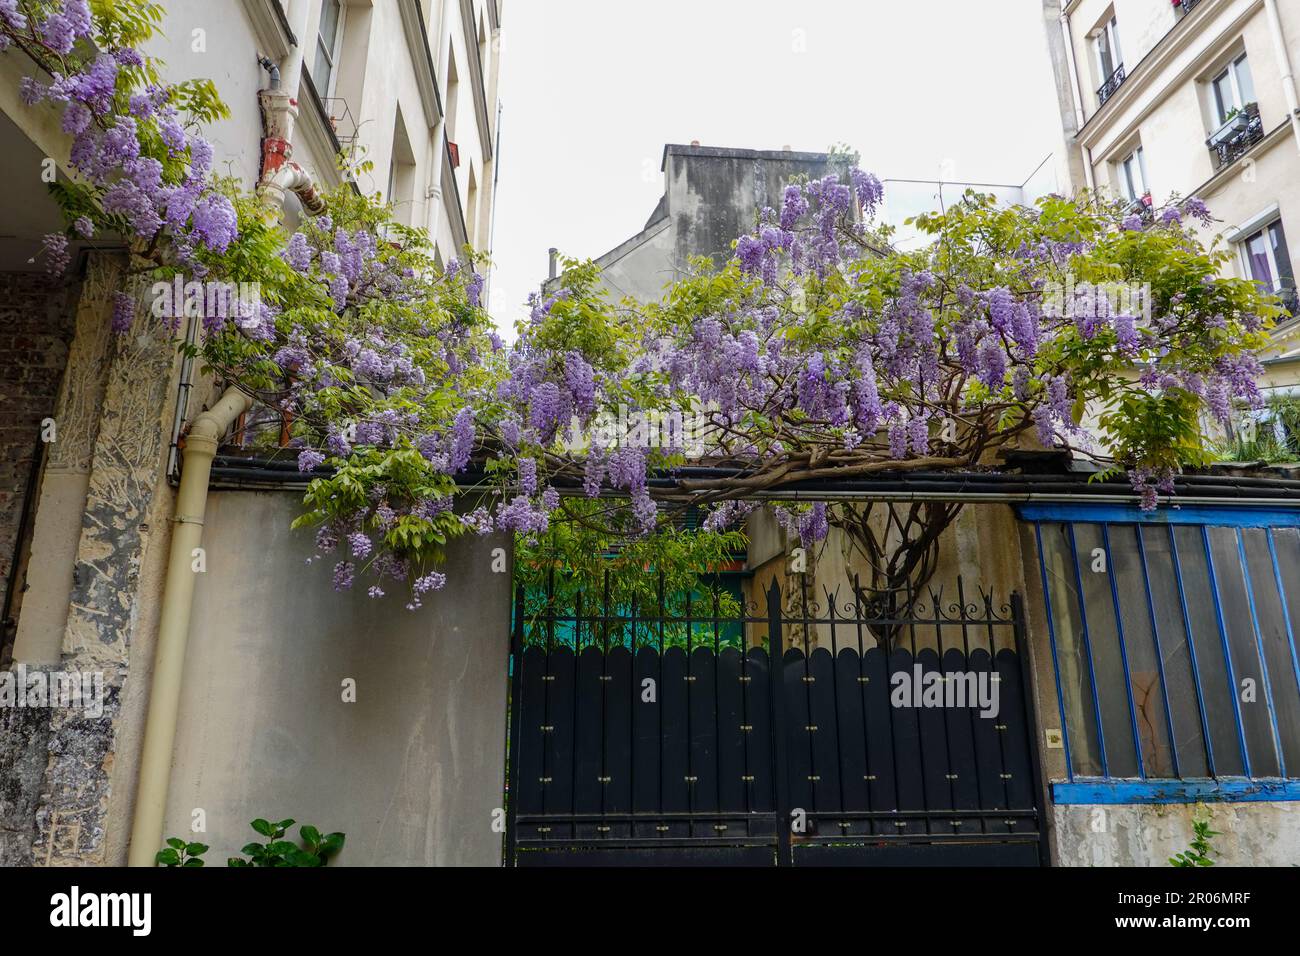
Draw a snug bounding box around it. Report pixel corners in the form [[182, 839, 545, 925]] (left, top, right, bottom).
[[3, 0, 235, 299], [199, 187, 502, 608]]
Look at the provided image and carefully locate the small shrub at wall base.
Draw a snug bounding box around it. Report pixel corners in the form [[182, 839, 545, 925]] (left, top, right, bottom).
[[157, 818, 345, 867], [1168, 819, 1220, 867]]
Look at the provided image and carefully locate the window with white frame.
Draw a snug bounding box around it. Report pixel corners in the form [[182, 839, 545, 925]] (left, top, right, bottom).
[[1211, 53, 1257, 127], [312, 0, 344, 96], [1094, 15, 1122, 83], [1239, 218, 1295, 301], [1119, 146, 1148, 205]]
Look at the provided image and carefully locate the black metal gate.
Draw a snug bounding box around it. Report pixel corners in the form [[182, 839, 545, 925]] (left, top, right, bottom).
[[505, 575, 1050, 866]]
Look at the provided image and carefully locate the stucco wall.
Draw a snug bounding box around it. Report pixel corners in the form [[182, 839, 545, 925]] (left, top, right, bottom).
[[1053, 800, 1300, 865], [162, 491, 511, 866]]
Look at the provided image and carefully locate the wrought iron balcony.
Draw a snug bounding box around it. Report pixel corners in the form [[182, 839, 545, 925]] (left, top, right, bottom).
[[1096, 63, 1126, 107], [1207, 102, 1263, 168]]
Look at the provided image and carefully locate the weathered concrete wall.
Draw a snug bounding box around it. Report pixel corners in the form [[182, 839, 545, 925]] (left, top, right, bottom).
[[663, 146, 835, 274], [587, 145, 836, 305], [161, 491, 511, 867], [1053, 801, 1300, 866]]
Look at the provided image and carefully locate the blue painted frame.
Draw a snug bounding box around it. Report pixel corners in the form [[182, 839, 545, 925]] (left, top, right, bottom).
[[1026, 504, 1300, 803], [1054, 778, 1300, 804], [1017, 503, 1300, 527]]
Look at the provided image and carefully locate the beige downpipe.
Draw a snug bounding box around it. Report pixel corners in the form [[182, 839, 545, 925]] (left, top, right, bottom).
[[127, 386, 253, 866], [1262, 0, 1300, 156]]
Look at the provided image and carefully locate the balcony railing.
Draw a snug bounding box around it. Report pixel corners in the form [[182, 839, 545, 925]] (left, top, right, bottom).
[[1207, 102, 1263, 168], [1096, 63, 1126, 106]]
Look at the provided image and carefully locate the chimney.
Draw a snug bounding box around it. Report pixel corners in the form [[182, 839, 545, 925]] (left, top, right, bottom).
[[548, 247, 558, 281]]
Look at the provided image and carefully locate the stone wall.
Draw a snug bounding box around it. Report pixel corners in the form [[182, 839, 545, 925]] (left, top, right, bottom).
[[0, 271, 77, 666]]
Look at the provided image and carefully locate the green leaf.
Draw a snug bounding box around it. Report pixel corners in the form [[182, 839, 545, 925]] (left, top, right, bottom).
[[250, 818, 275, 837]]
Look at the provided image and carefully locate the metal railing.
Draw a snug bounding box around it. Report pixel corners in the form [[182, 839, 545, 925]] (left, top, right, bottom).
[[1208, 102, 1264, 168], [1096, 63, 1126, 107]]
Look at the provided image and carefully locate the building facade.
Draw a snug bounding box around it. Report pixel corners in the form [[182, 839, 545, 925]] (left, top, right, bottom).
[[1043, 0, 1300, 378], [0, 0, 509, 867]]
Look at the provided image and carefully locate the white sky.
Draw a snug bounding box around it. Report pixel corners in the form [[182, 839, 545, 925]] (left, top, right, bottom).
[[487, 0, 1065, 333]]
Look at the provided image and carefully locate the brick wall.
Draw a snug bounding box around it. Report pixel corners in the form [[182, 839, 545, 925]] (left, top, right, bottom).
[[0, 272, 76, 660]]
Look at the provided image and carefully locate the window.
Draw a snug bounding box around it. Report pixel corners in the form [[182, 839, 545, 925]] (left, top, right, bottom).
[[1119, 146, 1148, 204], [1095, 15, 1123, 82], [1240, 219, 1296, 302], [312, 0, 344, 96], [1028, 507, 1300, 798], [1212, 54, 1256, 126], [387, 108, 417, 227], [445, 46, 460, 144]]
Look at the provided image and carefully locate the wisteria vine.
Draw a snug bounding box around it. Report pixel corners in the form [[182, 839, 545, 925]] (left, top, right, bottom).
[[6, 0, 1281, 608]]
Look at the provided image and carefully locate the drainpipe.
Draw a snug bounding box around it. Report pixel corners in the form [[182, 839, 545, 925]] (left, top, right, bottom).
[[256, 58, 328, 216], [1058, 9, 1086, 131], [127, 386, 254, 866], [1262, 0, 1300, 155]]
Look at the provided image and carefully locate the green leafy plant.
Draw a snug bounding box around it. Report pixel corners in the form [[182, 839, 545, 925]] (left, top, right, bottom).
[[230, 818, 345, 867], [1169, 818, 1220, 867], [158, 817, 344, 868], [154, 837, 208, 867]]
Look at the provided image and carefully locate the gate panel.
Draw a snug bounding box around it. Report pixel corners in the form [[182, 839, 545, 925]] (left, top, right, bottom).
[[832, 647, 870, 836], [507, 576, 1047, 866]]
